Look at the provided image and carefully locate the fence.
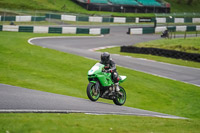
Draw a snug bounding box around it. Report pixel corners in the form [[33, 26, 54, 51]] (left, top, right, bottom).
[[128, 25, 200, 34], [0, 25, 110, 35], [1, 9, 200, 24], [0, 16, 45, 22], [155, 12, 200, 18], [121, 46, 200, 62]]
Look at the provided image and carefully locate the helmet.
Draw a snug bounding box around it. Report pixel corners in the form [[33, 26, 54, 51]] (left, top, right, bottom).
[[101, 52, 110, 64]]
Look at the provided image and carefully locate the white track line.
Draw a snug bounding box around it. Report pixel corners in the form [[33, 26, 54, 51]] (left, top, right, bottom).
[[0, 109, 186, 119], [27, 37, 200, 87], [28, 35, 104, 45], [91, 46, 200, 87]]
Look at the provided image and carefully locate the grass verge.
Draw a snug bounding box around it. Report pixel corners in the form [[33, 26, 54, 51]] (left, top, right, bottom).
[[0, 113, 200, 133], [0, 0, 155, 17], [1, 0, 200, 19], [135, 37, 200, 54], [166, 0, 200, 13], [0, 21, 57, 26], [0, 31, 200, 120], [98, 37, 200, 68]]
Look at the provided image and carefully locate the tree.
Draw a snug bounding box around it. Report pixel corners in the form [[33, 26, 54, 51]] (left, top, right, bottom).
[[187, 0, 193, 5], [177, 0, 181, 4]]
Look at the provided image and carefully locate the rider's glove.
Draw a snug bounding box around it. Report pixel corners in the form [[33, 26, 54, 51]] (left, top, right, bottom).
[[105, 70, 109, 73], [107, 69, 113, 73]]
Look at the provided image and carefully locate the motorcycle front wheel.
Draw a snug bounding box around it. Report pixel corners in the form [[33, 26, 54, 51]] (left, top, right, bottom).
[[113, 86, 126, 106], [87, 82, 100, 102]]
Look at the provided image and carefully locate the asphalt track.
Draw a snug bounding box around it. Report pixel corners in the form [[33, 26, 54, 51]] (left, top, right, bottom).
[[1, 25, 199, 119], [31, 26, 200, 86], [0, 84, 185, 119]]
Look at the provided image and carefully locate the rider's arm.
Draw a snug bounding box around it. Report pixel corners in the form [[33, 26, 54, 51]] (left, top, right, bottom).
[[109, 60, 116, 72]]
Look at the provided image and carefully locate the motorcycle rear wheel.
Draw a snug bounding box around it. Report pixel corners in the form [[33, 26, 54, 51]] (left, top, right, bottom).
[[87, 82, 100, 102], [113, 86, 126, 106]]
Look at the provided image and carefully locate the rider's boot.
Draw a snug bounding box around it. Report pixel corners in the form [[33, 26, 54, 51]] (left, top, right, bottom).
[[115, 83, 120, 92], [115, 83, 123, 96], [109, 83, 120, 96]]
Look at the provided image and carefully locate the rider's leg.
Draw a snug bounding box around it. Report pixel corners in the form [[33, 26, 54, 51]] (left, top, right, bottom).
[[113, 72, 120, 92]]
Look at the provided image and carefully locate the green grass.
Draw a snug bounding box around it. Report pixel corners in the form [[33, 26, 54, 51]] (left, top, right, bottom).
[[0, 31, 200, 120], [99, 47, 200, 68], [0, 113, 200, 133], [135, 37, 200, 54], [0, 21, 57, 26], [0, 19, 138, 26], [156, 31, 200, 34], [0, 0, 155, 17], [1, 0, 200, 18], [166, 0, 200, 13], [99, 37, 200, 68]]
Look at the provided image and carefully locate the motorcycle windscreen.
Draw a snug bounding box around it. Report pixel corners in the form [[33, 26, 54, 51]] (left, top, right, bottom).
[[88, 63, 104, 75]]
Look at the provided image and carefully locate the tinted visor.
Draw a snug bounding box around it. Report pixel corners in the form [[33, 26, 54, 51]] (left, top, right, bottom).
[[101, 55, 109, 64]]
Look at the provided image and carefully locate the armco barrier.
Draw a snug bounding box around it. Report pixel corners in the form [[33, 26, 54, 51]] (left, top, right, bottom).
[[76, 16, 89, 22], [45, 14, 61, 19], [0, 16, 46, 22], [89, 28, 101, 35], [48, 27, 62, 34], [61, 15, 76, 21], [0, 25, 110, 35], [156, 17, 200, 23], [184, 17, 193, 23], [89, 16, 102, 23], [143, 27, 155, 34], [187, 25, 196, 31], [167, 26, 176, 32], [3, 25, 19, 32], [129, 25, 200, 34], [121, 46, 200, 62], [46, 13, 200, 24], [1, 16, 16, 21], [16, 16, 32, 22], [19, 26, 33, 32], [33, 26, 49, 33], [31, 16, 46, 21], [102, 17, 114, 22], [101, 28, 110, 34], [62, 27, 76, 34], [76, 28, 89, 34], [1, 14, 200, 24]]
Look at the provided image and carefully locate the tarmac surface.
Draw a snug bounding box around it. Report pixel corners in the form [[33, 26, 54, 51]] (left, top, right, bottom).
[[31, 26, 200, 86], [0, 84, 185, 119], [1, 25, 199, 119]]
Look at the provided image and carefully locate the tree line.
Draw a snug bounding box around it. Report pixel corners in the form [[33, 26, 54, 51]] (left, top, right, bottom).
[[177, 0, 194, 5]]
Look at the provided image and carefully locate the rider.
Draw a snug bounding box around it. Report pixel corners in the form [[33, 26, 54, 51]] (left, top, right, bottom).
[[100, 52, 120, 92]]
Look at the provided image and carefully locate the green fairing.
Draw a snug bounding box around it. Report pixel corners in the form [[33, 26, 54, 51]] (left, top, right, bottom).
[[89, 81, 96, 84], [88, 63, 126, 87], [87, 62, 127, 105], [98, 73, 113, 86]]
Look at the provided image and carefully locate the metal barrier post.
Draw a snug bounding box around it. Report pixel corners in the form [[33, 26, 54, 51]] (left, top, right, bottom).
[[3, 9, 6, 25], [184, 31, 186, 39], [170, 31, 172, 39], [49, 12, 51, 26], [34, 10, 36, 25]]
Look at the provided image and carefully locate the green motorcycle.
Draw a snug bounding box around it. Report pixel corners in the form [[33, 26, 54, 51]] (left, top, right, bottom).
[[87, 63, 127, 106]]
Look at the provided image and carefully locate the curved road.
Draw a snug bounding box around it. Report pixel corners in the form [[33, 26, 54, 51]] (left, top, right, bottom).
[[0, 25, 199, 119], [0, 84, 185, 119], [31, 26, 200, 86]]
